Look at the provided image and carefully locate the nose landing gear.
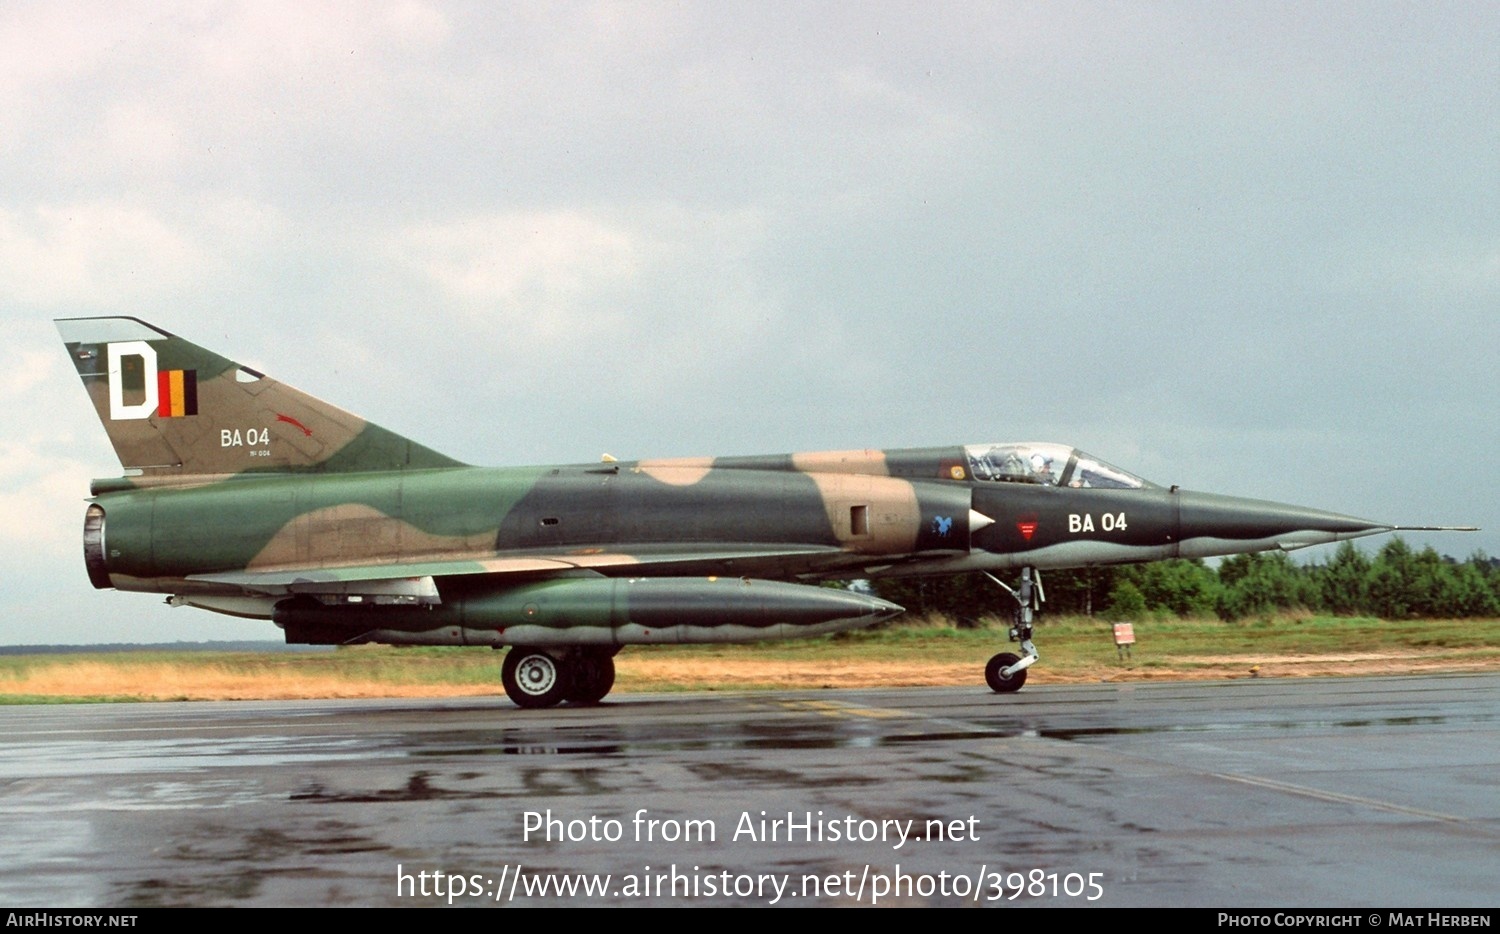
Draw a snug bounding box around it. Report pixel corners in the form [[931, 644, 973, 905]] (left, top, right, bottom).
[[983, 566, 1042, 694]]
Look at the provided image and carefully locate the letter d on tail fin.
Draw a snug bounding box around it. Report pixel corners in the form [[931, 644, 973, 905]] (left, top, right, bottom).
[[56, 317, 464, 481]]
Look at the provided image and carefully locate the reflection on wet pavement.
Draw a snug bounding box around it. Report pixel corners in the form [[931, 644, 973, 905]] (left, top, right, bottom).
[[1, 676, 1497, 906]]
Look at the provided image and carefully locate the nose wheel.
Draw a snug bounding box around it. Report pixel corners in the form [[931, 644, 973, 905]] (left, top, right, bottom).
[[985, 652, 1027, 692], [983, 566, 1042, 694]]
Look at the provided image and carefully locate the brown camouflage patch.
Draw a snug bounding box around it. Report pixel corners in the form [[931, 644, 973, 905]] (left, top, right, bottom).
[[634, 457, 715, 486], [247, 504, 497, 570], [790, 449, 891, 477], [803, 474, 920, 554]]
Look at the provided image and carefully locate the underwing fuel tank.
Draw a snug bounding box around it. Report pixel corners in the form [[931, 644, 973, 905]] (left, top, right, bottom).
[[275, 576, 904, 648]]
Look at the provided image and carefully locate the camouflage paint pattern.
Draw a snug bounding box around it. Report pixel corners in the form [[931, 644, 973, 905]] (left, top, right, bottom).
[[59, 317, 1402, 655]]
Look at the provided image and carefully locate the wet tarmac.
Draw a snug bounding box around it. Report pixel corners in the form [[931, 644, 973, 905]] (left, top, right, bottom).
[[2, 674, 1498, 907]]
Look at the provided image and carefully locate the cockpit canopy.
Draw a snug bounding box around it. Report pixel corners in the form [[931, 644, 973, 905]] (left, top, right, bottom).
[[963, 442, 1155, 489]]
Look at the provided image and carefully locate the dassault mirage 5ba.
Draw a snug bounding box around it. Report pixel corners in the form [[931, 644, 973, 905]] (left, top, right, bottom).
[[57, 317, 1473, 707]]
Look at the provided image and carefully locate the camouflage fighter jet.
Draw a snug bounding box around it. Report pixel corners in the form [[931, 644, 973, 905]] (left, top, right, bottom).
[[56, 317, 1474, 707]]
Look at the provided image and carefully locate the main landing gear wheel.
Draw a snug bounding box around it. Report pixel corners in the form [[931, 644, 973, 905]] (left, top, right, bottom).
[[985, 652, 1027, 693], [502, 649, 570, 709], [565, 655, 616, 705]]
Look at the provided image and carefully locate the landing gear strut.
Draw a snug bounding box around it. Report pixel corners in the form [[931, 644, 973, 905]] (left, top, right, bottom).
[[983, 566, 1042, 693], [500, 647, 618, 709]]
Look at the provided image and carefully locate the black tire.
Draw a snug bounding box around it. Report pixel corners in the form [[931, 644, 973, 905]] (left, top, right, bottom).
[[985, 652, 1027, 693], [502, 649, 570, 709], [566, 655, 616, 705]]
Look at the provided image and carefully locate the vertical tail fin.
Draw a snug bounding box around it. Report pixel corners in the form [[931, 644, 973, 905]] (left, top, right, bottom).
[[56, 317, 464, 482]]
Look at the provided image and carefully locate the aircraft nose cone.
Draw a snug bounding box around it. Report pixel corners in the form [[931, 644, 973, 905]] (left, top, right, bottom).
[[1175, 490, 1392, 558]]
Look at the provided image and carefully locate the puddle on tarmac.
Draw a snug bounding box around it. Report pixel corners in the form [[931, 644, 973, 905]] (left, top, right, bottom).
[[399, 712, 1482, 757]]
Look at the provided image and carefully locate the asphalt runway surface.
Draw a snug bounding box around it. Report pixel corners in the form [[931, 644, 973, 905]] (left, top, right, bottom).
[[2, 674, 1498, 908]]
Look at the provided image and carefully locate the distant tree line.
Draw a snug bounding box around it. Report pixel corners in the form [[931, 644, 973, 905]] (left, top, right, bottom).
[[867, 539, 1500, 623]]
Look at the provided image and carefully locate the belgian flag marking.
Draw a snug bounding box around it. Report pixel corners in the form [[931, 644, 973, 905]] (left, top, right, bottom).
[[156, 369, 198, 418]]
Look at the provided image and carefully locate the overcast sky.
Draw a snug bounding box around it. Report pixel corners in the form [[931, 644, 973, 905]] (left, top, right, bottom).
[[3, 2, 1495, 645]]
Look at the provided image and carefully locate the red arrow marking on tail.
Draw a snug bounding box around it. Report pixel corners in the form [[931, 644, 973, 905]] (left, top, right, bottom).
[[276, 413, 313, 437]]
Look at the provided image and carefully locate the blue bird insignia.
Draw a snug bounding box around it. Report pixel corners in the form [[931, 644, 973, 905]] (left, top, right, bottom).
[[933, 515, 954, 536]]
